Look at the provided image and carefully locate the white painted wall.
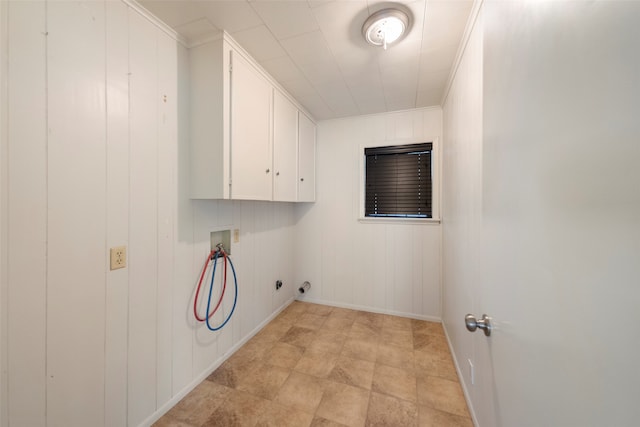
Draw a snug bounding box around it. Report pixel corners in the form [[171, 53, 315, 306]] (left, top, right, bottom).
[[443, 2, 640, 426], [6, 2, 47, 425], [47, 3, 108, 424], [295, 108, 442, 320], [0, 1, 7, 425], [1, 2, 296, 426], [441, 5, 483, 424]]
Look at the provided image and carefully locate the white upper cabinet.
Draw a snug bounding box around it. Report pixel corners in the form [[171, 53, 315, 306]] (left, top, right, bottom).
[[189, 37, 229, 199], [298, 112, 316, 202], [229, 51, 273, 200], [272, 89, 298, 202], [189, 33, 315, 202]]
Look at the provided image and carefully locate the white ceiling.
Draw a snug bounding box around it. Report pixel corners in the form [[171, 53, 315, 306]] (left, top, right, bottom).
[[140, 0, 474, 120]]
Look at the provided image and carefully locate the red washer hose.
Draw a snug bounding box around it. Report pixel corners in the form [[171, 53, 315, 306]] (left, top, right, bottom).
[[193, 249, 229, 322]]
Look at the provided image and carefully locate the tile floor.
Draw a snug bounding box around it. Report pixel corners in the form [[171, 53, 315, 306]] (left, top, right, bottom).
[[154, 301, 473, 427]]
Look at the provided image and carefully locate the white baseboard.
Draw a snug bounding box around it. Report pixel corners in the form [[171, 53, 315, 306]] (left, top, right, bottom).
[[442, 321, 479, 427], [295, 296, 442, 323]]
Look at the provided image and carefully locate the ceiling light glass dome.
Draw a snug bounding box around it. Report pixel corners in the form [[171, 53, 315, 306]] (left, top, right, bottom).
[[362, 8, 411, 50]]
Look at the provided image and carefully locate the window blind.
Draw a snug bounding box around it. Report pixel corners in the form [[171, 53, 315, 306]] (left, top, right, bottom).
[[364, 143, 432, 218]]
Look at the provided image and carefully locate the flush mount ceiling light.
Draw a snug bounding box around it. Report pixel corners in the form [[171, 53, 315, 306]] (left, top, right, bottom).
[[362, 8, 410, 50]]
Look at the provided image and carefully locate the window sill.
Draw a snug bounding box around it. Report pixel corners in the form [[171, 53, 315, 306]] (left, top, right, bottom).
[[358, 217, 441, 225]]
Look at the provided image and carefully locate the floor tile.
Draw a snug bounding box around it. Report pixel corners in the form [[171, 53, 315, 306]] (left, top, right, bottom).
[[328, 355, 375, 390], [419, 405, 474, 427], [379, 328, 413, 350], [265, 342, 304, 369], [280, 326, 317, 348], [305, 303, 334, 316], [323, 315, 356, 331], [411, 320, 444, 337], [276, 310, 302, 325], [376, 343, 415, 371], [159, 381, 232, 426], [316, 381, 370, 427], [202, 389, 270, 427], [315, 327, 349, 341], [341, 337, 378, 362], [236, 362, 291, 401], [152, 416, 195, 427], [354, 311, 385, 328], [274, 371, 327, 413], [295, 351, 339, 378], [282, 301, 308, 316], [306, 331, 347, 356], [328, 307, 358, 320], [296, 312, 329, 330], [310, 417, 350, 427], [371, 363, 417, 403], [232, 337, 275, 365], [382, 314, 413, 331], [156, 302, 471, 427], [207, 357, 258, 389], [417, 376, 470, 418], [366, 391, 418, 427], [413, 332, 450, 356], [253, 319, 292, 342], [255, 401, 314, 427], [349, 321, 381, 340], [276, 303, 306, 324], [414, 350, 458, 381]]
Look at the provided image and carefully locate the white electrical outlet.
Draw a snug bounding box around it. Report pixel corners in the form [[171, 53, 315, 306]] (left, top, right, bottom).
[[110, 246, 127, 270], [468, 358, 475, 385], [233, 229, 240, 243]]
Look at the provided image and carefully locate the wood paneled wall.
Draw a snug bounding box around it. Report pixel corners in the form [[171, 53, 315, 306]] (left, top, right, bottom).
[[1, 2, 295, 426], [294, 108, 443, 320], [441, 7, 483, 425]]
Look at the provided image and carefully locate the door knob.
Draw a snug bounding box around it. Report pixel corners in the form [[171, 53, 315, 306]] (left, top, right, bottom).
[[465, 314, 492, 336]]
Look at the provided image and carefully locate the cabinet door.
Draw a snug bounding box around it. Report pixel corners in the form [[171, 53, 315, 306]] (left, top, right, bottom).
[[298, 112, 316, 202], [230, 50, 272, 200], [273, 90, 298, 202]]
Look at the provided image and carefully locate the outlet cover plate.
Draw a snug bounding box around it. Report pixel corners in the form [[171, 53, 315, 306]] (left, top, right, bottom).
[[110, 246, 127, 270]]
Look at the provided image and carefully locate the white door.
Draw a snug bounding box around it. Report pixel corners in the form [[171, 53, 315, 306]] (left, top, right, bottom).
[[470, 2, 640, 426], [272, 89, 298, 202], [297, 112, 316, 202], [230, 50, 272, 200]]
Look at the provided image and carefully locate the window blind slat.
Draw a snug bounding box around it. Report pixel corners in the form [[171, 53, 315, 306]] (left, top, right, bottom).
[[365, 142, 433, 218]]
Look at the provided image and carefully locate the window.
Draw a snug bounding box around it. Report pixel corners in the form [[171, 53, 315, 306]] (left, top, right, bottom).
[[364, 142, 433, 218]]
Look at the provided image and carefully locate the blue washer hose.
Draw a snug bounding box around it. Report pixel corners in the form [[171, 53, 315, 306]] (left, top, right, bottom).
[[205, 250, 238, 331]]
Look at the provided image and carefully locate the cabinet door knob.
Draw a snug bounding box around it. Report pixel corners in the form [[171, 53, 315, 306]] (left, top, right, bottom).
[[300, 178, 304, 182], [276, 171, 280, 176], [265, 168, 270, 174]]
